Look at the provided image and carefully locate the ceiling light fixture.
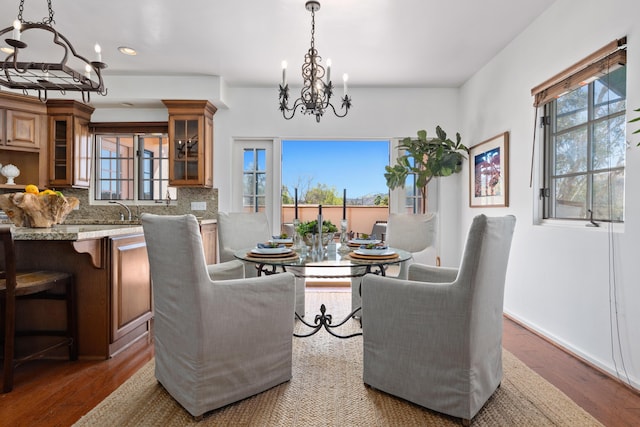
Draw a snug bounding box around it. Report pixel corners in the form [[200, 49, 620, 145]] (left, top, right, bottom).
[[0, 0, 107, 102], [278, 0, 351, 122], [118, 46, 137, 56]]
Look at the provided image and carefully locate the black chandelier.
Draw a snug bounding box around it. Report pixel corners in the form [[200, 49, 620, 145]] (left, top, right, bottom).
[[0, 0, 107, 103], [278, 0, 351, 123]]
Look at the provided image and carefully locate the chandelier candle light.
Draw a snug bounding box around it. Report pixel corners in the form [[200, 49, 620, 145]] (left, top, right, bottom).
[[0, 0, 108, 102], [279, 0, 351, 122]]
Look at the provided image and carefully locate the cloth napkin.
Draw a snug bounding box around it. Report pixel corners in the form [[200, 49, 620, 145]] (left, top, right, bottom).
[[257, 242, 285, 248], [359, 244, 388, 250]]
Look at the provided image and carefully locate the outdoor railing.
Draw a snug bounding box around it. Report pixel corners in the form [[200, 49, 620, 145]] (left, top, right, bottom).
[[281, 205, 389, 236]]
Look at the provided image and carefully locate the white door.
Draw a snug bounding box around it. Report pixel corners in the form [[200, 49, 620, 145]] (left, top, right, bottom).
[[231, 138, 281, 234]]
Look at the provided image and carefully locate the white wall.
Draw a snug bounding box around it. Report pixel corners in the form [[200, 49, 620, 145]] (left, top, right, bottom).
[[460, 0, 640, 389], [89, 86, 464, 264], [213, 86, 463, 265]]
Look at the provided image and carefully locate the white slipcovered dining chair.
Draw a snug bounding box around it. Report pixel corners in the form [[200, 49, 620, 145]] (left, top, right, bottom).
[[385, 212, 437, 278], [217, 211, 305, 315], [351, 212, 437, 312], [217, 212, 271, 278], [141, 213, 296, 419], [361, 214, 516, 425]]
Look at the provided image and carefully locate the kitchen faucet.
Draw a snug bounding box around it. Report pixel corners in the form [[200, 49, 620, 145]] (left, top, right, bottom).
[[109, 201, 132, 221]]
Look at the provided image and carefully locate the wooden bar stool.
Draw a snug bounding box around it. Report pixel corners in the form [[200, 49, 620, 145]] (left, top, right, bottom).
[[0, 226, 78, 393]]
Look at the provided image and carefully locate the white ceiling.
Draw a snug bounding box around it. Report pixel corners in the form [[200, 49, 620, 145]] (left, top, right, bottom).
[[1, 0, 557, 99]]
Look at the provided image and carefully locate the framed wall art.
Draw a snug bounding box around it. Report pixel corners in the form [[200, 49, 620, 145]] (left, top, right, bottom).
[[469, 132, 509, 208]]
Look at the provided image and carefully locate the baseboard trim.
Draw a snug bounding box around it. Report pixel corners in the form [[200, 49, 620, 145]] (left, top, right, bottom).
[[503, 313, 640, 397]]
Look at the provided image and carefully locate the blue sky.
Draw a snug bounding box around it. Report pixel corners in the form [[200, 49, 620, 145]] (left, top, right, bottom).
[[282, 140, 390, 199]]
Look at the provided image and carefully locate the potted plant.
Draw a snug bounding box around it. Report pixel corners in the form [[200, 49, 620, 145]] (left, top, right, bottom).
[[629, 107, 640, 146], [384, 126, 468, 213], [296, 219, 338, 246]]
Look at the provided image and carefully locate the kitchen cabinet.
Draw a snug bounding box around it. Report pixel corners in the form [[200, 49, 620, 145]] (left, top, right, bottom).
[[200, 222, 218, 264], [12, 226, 151, 358], [109, 233, 153, 356], [2, 109, 41, 149], [47, 100, 95, 188], [162, 100, 216, 187], [11, 223, 216, 359], [0, 92, 48, 188]]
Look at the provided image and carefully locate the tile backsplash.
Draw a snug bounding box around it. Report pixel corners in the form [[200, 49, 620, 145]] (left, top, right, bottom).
[[62, 187, 218, 222]]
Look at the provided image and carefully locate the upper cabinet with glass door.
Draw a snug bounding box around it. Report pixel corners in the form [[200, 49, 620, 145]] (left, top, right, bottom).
[[46, 100, 95, 188], [162, 100, 217, 187]]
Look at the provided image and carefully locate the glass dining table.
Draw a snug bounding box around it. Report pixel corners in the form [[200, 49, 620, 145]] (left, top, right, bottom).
[[234, 244, 412, 338]]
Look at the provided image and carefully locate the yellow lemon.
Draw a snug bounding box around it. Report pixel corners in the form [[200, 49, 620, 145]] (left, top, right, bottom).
[[39, 189, 56, 196], [25, 184, 39, 194]]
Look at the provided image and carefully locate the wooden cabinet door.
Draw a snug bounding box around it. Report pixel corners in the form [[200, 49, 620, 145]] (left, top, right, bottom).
[[168, 114, 204, 185], [47, 100, 94, 188], [110, 234, 153, 343], [0, 110, 5, 145], [73, 118, 92, 187], [49, 116, 73, 185], [5, 109, 40, 149], [200, 223, 218, 264]]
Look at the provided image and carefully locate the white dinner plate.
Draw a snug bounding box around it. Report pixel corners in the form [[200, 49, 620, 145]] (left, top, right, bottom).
[[354, 248, 396, 256], [349, 238, 382, 245], [251, 247, 292, 255]]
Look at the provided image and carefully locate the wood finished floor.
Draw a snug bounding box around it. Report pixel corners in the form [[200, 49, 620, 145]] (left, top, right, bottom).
[[1, 289, 639, 426]]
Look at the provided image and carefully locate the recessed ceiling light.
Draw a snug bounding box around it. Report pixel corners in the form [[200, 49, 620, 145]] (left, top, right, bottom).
[[0, 46, 14, 54], [118, 46, 137, 56]]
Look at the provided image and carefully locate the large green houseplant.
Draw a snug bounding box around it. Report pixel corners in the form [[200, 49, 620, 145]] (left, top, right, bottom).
[[629, 107, 640, 146], [384, 126, 468, 213]]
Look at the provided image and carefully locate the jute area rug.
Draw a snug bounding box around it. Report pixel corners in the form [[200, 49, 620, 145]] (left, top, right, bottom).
[[75, 292, 602, 426]]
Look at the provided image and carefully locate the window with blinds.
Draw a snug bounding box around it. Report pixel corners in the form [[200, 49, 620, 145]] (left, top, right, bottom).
[[532, 38, 627, 222]]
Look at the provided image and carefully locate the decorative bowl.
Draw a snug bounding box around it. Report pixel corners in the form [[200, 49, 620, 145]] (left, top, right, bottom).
[[303, 232, 336, 247], [1, 164, 20, 185], [0, 192, 79, 228]]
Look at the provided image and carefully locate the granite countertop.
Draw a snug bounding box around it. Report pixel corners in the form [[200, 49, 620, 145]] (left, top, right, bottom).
[[9, 218, 217, 241], [11, 223, 145, 241]]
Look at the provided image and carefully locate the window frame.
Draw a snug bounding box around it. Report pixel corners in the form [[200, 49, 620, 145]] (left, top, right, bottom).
[[242, 147, 267, 212], [531, 38, 627, 225], [91, 127, 174, 205], [541, 65, 626, 223]]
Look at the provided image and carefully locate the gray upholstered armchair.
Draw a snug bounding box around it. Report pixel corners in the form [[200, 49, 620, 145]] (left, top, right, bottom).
[[361, 214, 516, 424], [141, 213, 296, 419]]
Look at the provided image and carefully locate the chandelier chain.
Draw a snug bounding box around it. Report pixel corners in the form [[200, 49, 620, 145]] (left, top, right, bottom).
[[17, 0, 56, 25], [310, 8, 315, 50]]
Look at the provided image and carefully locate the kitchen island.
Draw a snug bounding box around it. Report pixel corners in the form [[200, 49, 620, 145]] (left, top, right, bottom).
[[12, 224, 151, 359], [10, 219, 217, 359]]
